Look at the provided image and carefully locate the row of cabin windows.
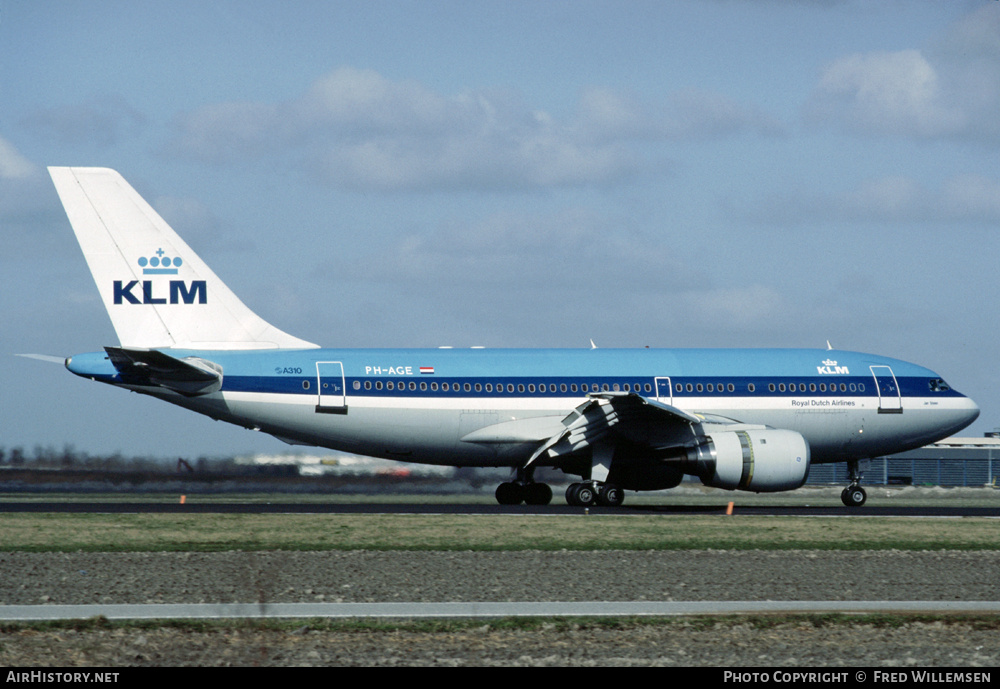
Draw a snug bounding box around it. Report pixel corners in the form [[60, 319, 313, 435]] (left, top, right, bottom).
[[312, 379, 868, 394], [677, 381, 865, 393], [346, 380, 657, 394]]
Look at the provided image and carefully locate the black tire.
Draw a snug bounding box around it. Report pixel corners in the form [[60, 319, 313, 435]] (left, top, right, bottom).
[[495, 482, 524, 505], [597, 483, 624, 507], [575, 484, 596, 506], [565, 483, 581, 506], [841, 485, 867, 507], [524, 482, 553, 506]]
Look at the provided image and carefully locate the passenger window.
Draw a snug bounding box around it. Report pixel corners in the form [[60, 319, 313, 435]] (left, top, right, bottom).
[[303, 380, 311, 390]]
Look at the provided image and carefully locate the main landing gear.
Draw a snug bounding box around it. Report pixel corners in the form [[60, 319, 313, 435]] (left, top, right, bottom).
[[565, 481, 624, 507], [493, 468, 626, 507], [495, 466, 554, 505], [841, 460, 867, 507], [495, 481, 553, 506]]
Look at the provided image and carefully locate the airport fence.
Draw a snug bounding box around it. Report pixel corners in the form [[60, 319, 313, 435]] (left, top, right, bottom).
[[807, 456, 999, 487]]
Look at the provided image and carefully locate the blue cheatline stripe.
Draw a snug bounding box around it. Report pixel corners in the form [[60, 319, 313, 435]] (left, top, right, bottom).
[[217, 374, 950, 399]]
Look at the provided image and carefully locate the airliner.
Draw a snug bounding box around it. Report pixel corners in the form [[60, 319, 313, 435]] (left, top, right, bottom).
[[47, 167, 980, 507]]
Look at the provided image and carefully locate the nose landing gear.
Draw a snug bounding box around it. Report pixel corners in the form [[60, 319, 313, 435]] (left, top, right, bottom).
[[841, 460, 867, 507], [841, 484, 867, 507]]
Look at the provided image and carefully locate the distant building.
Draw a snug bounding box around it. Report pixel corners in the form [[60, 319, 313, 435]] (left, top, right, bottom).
[[807, 435, 1000, 487]]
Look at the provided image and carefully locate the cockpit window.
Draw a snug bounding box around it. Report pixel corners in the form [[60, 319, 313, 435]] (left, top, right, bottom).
[[929, 378, 951, 392]]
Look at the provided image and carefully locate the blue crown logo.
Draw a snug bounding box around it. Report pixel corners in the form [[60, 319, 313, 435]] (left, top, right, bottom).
[[138, 248, 183, 275]]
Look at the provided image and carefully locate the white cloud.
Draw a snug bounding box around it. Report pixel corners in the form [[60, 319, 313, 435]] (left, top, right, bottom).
[[169, 67, 781, 191], [806, 7, 1000, 142], [806, 50, 966, 137]]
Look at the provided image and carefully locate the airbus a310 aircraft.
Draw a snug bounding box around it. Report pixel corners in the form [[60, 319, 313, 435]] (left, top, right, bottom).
[[47, 167, 980, 507]]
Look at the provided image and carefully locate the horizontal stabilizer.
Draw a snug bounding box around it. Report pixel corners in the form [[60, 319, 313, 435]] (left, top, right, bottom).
[[104, 346, 223, 396]]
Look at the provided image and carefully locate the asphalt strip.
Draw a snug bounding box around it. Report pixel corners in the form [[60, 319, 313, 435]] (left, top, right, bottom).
[[3, 600, 1000, 621]]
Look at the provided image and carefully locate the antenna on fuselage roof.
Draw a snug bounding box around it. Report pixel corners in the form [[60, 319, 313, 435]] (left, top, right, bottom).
[[827, 340, 834, 350], [590, 339, 598, 349]]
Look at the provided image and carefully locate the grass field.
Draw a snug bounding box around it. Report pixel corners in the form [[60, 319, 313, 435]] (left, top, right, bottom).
[[1, 511, 998, 552]]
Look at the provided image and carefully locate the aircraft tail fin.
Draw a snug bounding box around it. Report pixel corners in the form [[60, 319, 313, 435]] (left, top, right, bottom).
[[49, 167, 317, 350]]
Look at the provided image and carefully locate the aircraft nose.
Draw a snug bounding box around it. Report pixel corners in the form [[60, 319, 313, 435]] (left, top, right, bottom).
[[963, 396, 981, 426], [948, 395, 980, 435]]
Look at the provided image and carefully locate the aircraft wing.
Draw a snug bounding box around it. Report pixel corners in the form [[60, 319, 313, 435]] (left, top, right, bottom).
[[104, 346, 223, 396], [461, 392, 742, 467]]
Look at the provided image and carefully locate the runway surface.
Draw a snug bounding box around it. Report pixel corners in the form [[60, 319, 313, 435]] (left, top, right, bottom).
[[0, 501, 997, 516], [5, 600, 1000, 622]]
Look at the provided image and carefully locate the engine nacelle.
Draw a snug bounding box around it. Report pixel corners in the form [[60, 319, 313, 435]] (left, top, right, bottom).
[[685, 429, 810, 492]]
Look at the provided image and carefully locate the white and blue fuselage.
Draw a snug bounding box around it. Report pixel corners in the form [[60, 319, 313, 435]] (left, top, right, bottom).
[[67, 346, 977, 468]]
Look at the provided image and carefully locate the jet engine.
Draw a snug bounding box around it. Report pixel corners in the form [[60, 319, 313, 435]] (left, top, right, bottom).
[[684, 429, 810, 492]]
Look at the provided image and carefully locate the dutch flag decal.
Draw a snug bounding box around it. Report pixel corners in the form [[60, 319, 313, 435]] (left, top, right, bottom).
[[420, 367, 435, 374]]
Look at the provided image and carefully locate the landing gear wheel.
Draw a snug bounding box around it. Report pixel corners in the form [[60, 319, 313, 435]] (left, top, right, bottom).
[[597, 483, 624, 507], [495, 481, 552, 506], [495, 482, 523, 505], [565, 482, 596, 507], [841, 485, 867, 507], [524, 482, 553, 506]]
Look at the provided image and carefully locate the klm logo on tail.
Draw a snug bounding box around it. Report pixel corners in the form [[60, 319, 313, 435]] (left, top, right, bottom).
[[113, 250, 207, 304], [138, 248, 181, 275], [113, 280, 207, 304]]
